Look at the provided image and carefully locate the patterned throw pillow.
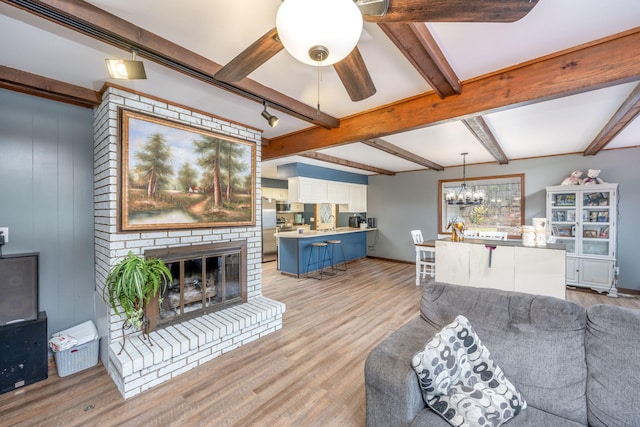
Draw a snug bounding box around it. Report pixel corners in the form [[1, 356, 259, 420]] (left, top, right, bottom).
[[411, 315, 526, 427]]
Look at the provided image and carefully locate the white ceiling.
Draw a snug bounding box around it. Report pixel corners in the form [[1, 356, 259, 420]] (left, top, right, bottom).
[[1, 0, 639, 179]]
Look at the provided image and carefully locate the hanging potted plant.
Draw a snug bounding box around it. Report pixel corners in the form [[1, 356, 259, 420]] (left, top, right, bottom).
[[103, 251, 172, 351]]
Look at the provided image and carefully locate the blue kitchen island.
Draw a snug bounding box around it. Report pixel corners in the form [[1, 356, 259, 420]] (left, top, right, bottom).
[[277, 227, 377, 277]]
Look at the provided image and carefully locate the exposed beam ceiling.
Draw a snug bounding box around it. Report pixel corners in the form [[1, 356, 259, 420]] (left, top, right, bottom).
[[2, 0, 340, 129], [213, 27, 283, 84], [263, 28, 640, 160], [583, 82, 640, 156], [0, 64, 100, 107], [300, 152, 396, 176], [362, 138, 444, 170], [378, 22, 460, 98], [462, 116, 508, 164]]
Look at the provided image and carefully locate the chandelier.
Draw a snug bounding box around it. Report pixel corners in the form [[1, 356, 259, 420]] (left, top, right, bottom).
[[445, 153, 485, 205]]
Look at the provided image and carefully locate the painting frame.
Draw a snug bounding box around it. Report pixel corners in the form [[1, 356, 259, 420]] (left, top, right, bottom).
[[438, 173, 525, 237], [118, 108, 256, 232]]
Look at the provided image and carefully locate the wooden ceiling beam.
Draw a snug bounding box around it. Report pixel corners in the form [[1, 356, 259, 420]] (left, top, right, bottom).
[[0, 65, 101, 108], [378, 22, 460, 98], [461, 116, 508, 164], [363, 0, 539, 23], [583, 82, 640, 156], [362, 138, 444, 170], [2, 0, 339, 129], [300, 152, 396, 176], [264, 28, 640, 160]]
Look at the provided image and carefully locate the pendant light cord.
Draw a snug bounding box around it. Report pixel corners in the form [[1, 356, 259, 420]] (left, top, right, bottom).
[[316, 60, 322, 116]]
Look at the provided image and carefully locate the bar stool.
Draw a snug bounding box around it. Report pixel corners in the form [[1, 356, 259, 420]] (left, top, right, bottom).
[[326, 239, 347, 274], [305, 242, 333, 280]]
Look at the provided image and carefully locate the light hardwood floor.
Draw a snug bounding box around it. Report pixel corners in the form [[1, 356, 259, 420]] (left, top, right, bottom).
[[1, 258, 638, 426]]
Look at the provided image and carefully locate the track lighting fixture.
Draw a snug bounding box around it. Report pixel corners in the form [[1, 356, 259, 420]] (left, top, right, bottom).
[[105, 50, 147, 80], [261, 101, 279, 128]]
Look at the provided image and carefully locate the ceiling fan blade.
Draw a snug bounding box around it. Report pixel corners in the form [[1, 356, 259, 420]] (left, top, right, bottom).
[[214, 27, 283, 83], [364, 0, 540, 23], [333, 47, 377, 102]]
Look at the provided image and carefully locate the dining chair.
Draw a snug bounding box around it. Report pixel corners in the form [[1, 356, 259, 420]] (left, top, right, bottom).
[[410, 230, 435, 285]]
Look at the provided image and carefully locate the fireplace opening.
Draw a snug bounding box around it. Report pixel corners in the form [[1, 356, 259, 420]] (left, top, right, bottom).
[[144, 241, 247, 331]]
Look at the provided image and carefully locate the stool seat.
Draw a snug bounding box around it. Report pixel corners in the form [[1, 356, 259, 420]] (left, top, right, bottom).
[[326, 239, 341, 244], [312, 242, 328, 246]]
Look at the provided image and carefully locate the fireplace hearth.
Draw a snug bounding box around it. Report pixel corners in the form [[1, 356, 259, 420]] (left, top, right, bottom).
[[144, 241, 247, 331]]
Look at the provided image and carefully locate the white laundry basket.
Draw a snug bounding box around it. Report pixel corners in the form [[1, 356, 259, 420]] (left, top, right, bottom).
[[52, 320, 99, 377]]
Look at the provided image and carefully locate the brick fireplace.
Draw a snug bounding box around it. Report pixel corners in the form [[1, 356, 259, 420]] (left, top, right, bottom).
[[93, 86, 284, 399]]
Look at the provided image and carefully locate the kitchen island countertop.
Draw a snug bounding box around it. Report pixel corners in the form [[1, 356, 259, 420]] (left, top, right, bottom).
[[277, 227, 377, 277], [277, 227, 376, 239]]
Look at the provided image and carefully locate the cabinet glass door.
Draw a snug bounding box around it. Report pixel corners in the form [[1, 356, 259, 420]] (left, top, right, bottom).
[[550, 192, 577, 254], [580, 190, 611, 257]]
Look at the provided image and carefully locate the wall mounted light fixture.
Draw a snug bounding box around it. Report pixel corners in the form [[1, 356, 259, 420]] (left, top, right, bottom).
[[261, 101, 279, 128], [105, 50, 147, 80]]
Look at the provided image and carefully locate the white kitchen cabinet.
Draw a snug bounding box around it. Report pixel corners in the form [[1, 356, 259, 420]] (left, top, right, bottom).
[[546, 183, 617, 293], [328, 181, 350, 204], [340, 184, 368, 212], [348, 184, 367, 212], [288, 177, 367, 207], [288, 177, 328, 203], [262, 187, 288, 201], [289, 202, 304, 212]]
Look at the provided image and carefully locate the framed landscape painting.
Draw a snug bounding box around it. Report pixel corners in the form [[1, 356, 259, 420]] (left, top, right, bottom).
[[119, 109, 256, 231]]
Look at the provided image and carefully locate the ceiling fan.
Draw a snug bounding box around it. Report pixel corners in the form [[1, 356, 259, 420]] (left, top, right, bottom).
[[214, 0, 539, 103]]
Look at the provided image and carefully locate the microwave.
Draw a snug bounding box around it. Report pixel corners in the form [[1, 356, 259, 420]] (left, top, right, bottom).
[[276, 201, 291, 212]]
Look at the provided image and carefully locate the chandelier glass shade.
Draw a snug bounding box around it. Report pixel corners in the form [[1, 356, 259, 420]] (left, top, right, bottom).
[[445, 153, 485, 205], [276, 0, 363, 66]]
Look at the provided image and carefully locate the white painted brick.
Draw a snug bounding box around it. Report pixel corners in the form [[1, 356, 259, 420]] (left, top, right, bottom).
[[140, 372, 172, 393], [124, 99, 153, 112], [172, 360, 199, 378], [173, 323, 199, 350], [155, 329, 182, 358], [198, 350, 222, 366], [155, 357, 185, 377], [188, 318, 213, 343]]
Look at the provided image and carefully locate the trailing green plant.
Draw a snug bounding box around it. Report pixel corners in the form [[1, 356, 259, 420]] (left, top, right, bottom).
[[103, 251, 172, 331]]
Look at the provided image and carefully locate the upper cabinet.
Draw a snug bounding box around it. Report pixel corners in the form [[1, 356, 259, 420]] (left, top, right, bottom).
[[342, 184, 367, 212], [288, 177, 367, 211], [262, 187, 288, 201]]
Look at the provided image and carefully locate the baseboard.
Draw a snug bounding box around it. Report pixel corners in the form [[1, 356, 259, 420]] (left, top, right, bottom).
[[365, 255, 412, 265]]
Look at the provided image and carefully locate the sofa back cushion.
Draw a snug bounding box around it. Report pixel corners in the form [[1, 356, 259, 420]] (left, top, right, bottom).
[[420, 281, 588, 425], [586, 304, 640, 427]]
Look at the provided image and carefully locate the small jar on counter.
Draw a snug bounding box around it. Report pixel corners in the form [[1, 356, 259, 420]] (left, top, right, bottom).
[[522, 226, 536, 247]]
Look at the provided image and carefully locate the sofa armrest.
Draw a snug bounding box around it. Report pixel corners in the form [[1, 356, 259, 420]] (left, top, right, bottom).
[[365, 316, 436, 427]]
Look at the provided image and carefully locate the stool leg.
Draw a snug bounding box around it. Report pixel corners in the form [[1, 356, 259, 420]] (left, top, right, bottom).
[[337, 243, 347, 272], [306, 245, 321, 280], [321, 245, 335, 277]]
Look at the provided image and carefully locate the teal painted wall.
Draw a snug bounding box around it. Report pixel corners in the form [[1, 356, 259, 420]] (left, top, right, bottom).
[[367, 150, 640, 291], [0, 89, 95, 337]]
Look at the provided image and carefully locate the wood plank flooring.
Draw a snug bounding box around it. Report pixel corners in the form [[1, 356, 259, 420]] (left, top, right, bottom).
[[1, 258, 638, 426]]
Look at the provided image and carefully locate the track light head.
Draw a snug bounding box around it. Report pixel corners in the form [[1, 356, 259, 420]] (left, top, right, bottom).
[[105, 50, 147, 80], [261, 102, 279, 127]]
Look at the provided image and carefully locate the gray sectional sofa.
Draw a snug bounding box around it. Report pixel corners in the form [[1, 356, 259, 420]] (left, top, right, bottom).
[[365, 281, 640, 426]]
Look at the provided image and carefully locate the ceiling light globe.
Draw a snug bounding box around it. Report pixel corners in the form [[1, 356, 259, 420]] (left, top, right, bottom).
[[276, 0, 363, 66]]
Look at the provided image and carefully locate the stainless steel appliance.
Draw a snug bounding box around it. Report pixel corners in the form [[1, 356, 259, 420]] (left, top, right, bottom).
[[262, 199, 277, 262], [367, 217, 376, 228], [349, 215, 363, 228], [276, 201, 291, 213]]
